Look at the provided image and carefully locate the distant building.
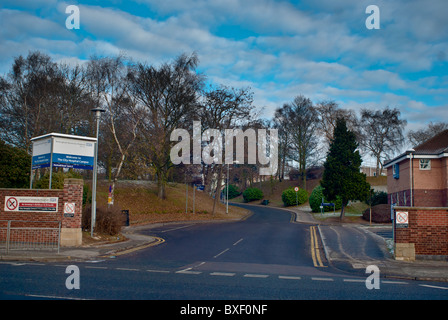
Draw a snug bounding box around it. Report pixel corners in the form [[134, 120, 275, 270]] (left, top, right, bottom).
[[384, 129, 448, 207], [360, 166, 386, 177]]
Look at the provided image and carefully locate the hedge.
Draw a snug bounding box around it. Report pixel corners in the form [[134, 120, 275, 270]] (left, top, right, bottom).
[[282, 187, 308, 207], [309, 185, 342, 213], [242, 187, 263, 202]]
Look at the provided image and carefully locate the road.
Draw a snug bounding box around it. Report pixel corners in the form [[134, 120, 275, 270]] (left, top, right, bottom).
[[1, 204, 447, 304]]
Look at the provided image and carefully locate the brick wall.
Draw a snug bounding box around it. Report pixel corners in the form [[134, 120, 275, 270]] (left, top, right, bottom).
[[0, 178, 84, 247], [394, 206, 448, 259]]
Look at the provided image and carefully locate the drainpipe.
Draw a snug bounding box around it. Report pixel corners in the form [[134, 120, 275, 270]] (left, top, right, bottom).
[[409, 149, 414, 207]]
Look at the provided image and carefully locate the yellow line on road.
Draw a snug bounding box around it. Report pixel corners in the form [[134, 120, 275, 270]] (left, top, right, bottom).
[[310, 226, 326, 268]]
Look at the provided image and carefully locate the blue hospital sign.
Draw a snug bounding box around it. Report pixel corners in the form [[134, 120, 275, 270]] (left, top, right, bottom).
[[31, 133, 96, 170]]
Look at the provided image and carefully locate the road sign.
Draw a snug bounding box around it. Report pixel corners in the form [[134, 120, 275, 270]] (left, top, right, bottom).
[[294, 187, 299, 192], [4, 196, 58, 212], [396, 211, 409, 228], [64, 202, 76, 217]]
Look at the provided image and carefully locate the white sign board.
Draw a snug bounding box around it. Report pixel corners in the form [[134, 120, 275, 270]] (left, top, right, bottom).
[[31, 133, 96, 170], [396, 211, 409, 228], [4, 196, 58, 212]]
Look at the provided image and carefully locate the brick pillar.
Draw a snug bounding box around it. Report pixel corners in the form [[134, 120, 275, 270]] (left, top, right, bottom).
[[60, 178, 84, 247]]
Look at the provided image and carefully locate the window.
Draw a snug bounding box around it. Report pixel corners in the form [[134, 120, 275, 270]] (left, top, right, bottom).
[[419, 159, 431, 170], [393, 163, 400, 179]]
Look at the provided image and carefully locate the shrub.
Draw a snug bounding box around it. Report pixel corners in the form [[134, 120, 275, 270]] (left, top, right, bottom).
[[223, 184, 241, 199], [309, 185, 342, 213], [282, 188, 308, 207], [362, 204, 391, 223], [35, 170, 83, 189], [366, 190, 388, 206], [82, 205, 124, 236], [242, 187, 263, 202]]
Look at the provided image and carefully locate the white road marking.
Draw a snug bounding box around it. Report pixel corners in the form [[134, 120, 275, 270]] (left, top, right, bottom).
[[210, 272, 236, 277], [115, 268, 140, 272], [233, 238, 244, 246], [419, 284, 448, 290], [311, 277, 334, 281], [244, 274, 269, 278], [278, 276, 301, 280], [213, 248, 230, 258], [160, 224, 195, 233], [146, 269, 170, 273]]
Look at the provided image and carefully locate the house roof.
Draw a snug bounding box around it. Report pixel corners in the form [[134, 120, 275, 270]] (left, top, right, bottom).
[[384, 129, 448, 168], [412, 129, 448, 155]]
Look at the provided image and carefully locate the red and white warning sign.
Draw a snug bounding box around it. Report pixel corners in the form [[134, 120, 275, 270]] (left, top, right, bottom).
[[64, 202, 76, 214], [294, 187, 299, 192], [396, 211, 409, 225], [4, 196, 58, 212]]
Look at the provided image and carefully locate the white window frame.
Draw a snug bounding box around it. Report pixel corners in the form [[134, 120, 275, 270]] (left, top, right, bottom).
[[419, 159, 431, 170]]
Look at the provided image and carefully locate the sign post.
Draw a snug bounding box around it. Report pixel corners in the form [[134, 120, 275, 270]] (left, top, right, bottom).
[[294, 187, 299, 207]]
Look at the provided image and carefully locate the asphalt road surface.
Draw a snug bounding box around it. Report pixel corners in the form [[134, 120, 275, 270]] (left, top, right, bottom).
[[1, 204, 447, 305]]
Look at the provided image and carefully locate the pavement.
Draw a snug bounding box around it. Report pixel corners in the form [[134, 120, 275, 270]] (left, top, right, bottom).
[[1, 205, 447, 283], [291, 205, 448, 283]]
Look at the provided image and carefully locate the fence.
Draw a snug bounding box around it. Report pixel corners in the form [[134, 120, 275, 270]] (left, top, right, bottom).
[[0, 220, 61, 254]]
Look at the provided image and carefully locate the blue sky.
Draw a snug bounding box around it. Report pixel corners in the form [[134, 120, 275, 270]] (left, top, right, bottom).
[[1, 0, 447, 142]]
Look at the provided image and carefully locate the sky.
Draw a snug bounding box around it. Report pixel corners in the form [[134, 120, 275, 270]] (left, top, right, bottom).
[[1, 0, 447, 156]]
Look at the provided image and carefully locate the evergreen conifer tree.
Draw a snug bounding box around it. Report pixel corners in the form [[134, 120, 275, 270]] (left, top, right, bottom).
[[321, 118, 370, 220]]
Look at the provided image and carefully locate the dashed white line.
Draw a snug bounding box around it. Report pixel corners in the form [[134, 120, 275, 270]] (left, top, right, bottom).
[[244, 274, 269, 278], [382, 280, 408, 285], [233, 238, 244, 246], [146, 269, 170, 273], [419, 284, 448, 290], [115, 267, 140, 272], [210, 272, 236, 277], [343, 278, 365, 283], [279, 276, 301, 280], [311, 277, 334, 282], [213, 248, 230, 258], [176, 267, 202, 275]]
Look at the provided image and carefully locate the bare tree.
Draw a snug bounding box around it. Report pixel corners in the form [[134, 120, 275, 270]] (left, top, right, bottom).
[[86, 55, 143, 204], [359, 107, 407, 176], [277, 95, 320, 189], [407, 122, 448, 146], [128, 53, 203, 199], [315, 100, 360, 145], [199, 85, 255, 214], [0, 51, 93, 151]]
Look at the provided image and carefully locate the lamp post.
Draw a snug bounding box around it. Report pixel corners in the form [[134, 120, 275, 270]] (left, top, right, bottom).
[[91, 108, 105, 237]]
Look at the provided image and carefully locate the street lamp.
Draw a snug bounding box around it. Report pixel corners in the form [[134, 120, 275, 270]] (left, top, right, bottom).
[[90, 108, 105, 237]]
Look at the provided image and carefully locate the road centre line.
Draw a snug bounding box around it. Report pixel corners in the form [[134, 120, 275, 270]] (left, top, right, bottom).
[[213, 248, 230, 258], [115, 267, 140, 272], [278, 276, 302, 280], [419, 284, 448, 290], [233, 238, 244, 246], [311, 277, 334, 281], [160, 224, 195, 233], [146, 269, 170, 273], [244, 274, 269, 278], [210, 272, 236, 277]]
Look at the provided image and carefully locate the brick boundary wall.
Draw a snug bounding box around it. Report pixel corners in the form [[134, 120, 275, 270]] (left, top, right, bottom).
[[0, 178, 83, 247], [394, 206, 448, 261]]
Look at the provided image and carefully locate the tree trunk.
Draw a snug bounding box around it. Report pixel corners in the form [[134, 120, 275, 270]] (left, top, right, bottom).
[[212, 164, 223, 216], [340, 201, 346, 220]]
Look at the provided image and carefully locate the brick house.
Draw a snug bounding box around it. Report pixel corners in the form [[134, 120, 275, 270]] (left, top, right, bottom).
[[384, 130, 448, 259], [384, 129, 448, 207]]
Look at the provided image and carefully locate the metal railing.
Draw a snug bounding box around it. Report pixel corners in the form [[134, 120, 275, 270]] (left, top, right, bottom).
[[0, 220, 61, 254]]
